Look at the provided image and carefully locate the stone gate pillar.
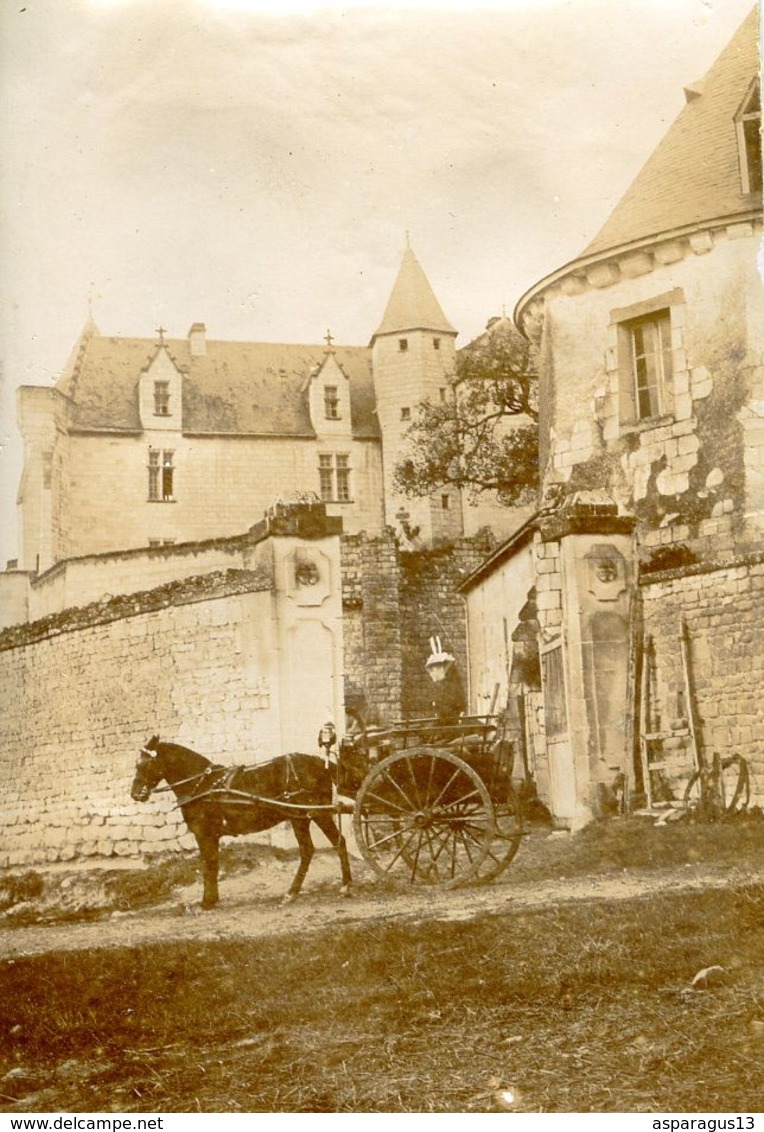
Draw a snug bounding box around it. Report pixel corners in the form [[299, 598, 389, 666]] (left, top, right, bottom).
[[259, 501, 345, 753], [537, 494, 637, 825]]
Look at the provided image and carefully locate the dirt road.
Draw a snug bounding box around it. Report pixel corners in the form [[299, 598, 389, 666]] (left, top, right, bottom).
[[2, 849, 760, 959]]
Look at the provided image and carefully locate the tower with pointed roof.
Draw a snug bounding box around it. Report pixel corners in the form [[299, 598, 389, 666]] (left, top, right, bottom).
[[371, 244, 464, 543]]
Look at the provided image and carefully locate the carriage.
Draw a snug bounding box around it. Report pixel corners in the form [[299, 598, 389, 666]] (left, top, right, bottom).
[[131, 711, 523, 908], [336, 713, 523, 889]]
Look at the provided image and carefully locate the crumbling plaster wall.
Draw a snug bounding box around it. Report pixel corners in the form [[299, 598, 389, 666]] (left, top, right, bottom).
[[532, 226, 763, 564]]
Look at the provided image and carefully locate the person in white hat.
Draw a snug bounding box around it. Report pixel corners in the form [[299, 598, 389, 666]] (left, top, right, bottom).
[[425, 636, 466, 732]]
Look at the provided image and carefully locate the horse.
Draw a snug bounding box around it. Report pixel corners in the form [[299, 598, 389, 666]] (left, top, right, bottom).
[[130, 736, 352, 909]]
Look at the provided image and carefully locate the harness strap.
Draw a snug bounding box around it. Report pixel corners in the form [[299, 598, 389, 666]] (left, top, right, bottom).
[[152, 766, 220, 795]]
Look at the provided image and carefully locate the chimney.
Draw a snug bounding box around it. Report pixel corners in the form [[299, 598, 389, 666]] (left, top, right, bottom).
[[188, 322, 207, 357]]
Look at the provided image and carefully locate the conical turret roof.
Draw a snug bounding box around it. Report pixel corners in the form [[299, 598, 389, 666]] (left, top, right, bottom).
[[372, 246, 456, 342], [56, 314, 100, 400], [583, 5, 760, 258]]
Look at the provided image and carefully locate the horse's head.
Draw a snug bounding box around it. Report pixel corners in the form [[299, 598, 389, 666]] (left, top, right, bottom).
[[131, 736, 165, 803]]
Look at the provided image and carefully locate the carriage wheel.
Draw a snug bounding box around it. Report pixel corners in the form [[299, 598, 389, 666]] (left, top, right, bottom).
[[352, 747, 494, 888], [683, 754, 750, 818], [472, 783, 523, 883]]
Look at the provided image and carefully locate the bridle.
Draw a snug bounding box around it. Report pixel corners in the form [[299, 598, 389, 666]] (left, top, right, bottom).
[[137, 746, 219, 799]]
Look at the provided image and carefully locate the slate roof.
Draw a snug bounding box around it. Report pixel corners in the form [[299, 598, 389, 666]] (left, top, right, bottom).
[[371, 246, 457, 341], [583, 6, 761, 257], [56, 332, 379, 439]]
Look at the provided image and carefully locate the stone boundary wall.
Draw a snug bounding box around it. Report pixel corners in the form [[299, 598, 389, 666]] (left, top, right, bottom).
[[0, 567, 272, 652], [340, 531, 495, 725], [341, 532, 403, 726], [0, 571, 278, 869], [399, 537, 494, 719], [640, 552, 764, 807]]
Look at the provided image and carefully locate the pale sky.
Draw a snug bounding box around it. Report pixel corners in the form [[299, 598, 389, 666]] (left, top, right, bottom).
[[0, 0, 758, 567]]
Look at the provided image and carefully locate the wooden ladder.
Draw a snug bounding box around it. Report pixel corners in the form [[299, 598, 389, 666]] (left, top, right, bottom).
[[638, 629, 698, 809]]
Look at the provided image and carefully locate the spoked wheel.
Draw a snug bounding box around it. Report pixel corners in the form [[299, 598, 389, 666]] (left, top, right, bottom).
[[683, 754, 750, 818], [353, 747, 494, 888], [452, 747, 523, 884], [473, 784, 523, 884]]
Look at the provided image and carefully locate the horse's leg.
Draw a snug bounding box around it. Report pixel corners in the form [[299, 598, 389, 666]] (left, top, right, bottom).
[[281, 819, 314, 905], [195, 829, 221, 909], [313, 812, 352, 897]]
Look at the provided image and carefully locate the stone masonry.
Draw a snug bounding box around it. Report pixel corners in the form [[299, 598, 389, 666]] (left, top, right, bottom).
[[0, 572, 279, 868], [0, 501, 346, 869], [639, 552, 764, 805], [341, 529, 494, 726]]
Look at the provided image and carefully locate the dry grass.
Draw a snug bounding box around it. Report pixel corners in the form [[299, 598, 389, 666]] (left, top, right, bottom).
[[1, 882, 762, 1112]]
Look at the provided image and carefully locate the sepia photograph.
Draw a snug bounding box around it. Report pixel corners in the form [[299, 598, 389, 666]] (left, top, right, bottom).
[[0, 0, 762, 1118]]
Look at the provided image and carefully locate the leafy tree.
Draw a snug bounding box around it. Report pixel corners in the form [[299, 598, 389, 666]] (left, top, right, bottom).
[[394, 317, 539, 507]]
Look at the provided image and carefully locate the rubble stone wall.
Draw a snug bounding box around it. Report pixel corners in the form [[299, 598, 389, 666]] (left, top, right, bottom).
[[340, 531, 494, 726], [0, 571, 279, 868], [340, 532, 404, 726], [640, 553, 764, 807]]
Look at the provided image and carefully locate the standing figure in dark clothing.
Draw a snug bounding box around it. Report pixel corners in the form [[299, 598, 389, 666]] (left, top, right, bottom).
[[425, 636, 466, 732]]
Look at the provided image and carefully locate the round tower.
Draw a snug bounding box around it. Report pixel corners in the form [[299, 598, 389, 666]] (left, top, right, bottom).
[[371, 245, 463, 544]]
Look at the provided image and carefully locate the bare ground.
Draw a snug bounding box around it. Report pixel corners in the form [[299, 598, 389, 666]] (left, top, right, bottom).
[[2, 830, 761, 959]]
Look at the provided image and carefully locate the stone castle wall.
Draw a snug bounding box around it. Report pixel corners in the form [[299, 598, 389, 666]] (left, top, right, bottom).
[[340, 530, 494, 725], [0, 570, 286, 869], [531, 224, 764, 568], [639, 552, 764, 806], [341, 532, 404, 726], [399, 537, 494, 719]]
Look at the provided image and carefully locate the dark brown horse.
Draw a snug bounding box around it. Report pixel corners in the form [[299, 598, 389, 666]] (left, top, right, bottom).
[[130, 736, 352, 908]]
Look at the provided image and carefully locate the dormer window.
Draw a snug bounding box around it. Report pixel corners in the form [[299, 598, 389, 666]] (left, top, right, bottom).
[[735, 79, 762, 195], [324, 385, 340, 420], [154, 381, 170, 416]]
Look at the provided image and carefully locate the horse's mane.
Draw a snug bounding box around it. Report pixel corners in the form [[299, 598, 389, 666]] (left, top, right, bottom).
[[153, 741, 212, 767], [152, 741, 321, 773]]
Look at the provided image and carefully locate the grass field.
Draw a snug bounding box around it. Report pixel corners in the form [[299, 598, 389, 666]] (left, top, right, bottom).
[[2, 879, 762, 1112]]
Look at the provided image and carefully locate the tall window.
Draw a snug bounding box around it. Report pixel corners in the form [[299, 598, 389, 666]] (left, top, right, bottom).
[[324, 385, 340, 420], [629, 311, 673, 420], [735, 79, 762, 195], [148, 449, 175, 501], [398, 338, 408, 352], [154, 381, 170, 416], [336, 454, 350, 502], [318, 453, 351, 502]]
